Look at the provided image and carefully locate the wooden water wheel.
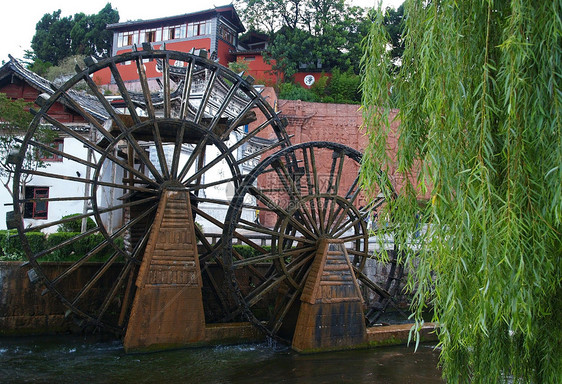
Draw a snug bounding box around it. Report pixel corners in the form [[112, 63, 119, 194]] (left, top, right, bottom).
[[9, 48, 290, 334], [221, 142, 406, 342]]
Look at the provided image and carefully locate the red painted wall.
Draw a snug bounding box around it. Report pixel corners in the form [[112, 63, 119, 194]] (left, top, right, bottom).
[[234, 53, 281, 86]]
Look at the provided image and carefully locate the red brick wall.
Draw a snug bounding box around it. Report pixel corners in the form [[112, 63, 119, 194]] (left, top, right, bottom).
[[277, 98, 408, 193]]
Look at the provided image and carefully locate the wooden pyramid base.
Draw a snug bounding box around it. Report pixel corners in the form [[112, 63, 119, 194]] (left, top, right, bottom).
[[292, 239, 367, 353], [123, 190, 205, 353]]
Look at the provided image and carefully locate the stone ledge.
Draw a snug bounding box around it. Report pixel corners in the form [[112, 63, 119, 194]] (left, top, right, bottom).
[[367, 323, 438, 347]]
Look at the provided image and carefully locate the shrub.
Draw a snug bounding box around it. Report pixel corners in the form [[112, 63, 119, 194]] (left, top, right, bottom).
[[278, 82, 319, 102], [0, 230, 45, 260], [232, 244, 272, 259], [57, 214, 96, 233]]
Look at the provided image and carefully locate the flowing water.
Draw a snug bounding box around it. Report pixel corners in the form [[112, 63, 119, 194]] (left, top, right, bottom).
[[0, 336, 443, 383]]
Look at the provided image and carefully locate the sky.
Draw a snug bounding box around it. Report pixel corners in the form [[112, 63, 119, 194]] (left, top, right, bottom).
[[0, 0, 403, 63]]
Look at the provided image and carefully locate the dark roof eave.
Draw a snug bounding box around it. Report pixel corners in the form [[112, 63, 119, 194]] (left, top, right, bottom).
[[107, 4, 245, 32], [0, 56, 110, 122]]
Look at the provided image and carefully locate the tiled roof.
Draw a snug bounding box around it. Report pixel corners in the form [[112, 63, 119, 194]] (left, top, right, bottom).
[[107, 4, 244, 32], [0, 55, 111, 122]]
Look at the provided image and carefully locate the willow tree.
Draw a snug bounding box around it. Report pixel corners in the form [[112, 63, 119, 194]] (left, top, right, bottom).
[[361, 1, 561, 383]]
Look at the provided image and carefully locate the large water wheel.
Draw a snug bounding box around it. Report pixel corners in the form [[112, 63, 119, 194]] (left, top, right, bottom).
[[9, 48, 290, 334], [221, 142, 406, 344]]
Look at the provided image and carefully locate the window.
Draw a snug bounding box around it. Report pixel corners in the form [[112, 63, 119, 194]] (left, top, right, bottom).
[[24, 187, 49, 220], [40, 138, 64, 162], [145, 29, 156, 43], [188, 21, 210, 37], [219, 25, 235, 44]]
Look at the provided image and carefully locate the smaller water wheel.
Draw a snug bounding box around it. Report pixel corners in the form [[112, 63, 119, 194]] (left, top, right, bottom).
[[8, 48, 289, 335], [222, 142, 406, 343]]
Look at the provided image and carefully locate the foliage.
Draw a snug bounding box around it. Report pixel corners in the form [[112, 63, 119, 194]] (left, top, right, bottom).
[[278, 68, 361, 104], [361, 1, 562, 383], [70, 4, 118, 57], [45, 55, 87, 86], [0, 229, 123, 262], [381, 4, 404, 71], [232, 244, 272, 259], [30, 4, 119, 66], [31, 10, 73, 66], [325, 68, 361, 103], [228, 58, 250, 75], [0, 230, 45, 260], [57, 213, 96, 233], [235, 0, 370, 76], [0, 93, 54, 198], [44, 232, 122, 262], [278, 82, 319, 102], [23, 53, 52, 77]]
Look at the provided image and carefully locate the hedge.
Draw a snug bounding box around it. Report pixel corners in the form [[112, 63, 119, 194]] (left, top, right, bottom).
[[0, 230, 123, 262], [0, 230, 45, 259], [232, 244, 272, 259]]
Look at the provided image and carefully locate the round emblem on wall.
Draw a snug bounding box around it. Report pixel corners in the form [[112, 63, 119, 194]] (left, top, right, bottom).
[[303, 74, 315, 87]]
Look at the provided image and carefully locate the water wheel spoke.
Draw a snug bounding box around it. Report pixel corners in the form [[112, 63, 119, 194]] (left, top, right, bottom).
[[134, 56, 170, 179], [272, 159, 320, 235], [39, 114, 107, 155], [194, 69, 217, 124], [17, 196, 90, 204], [208, 78, 242, 133], [308, 146, 327, 234], [236, 218, 315, 244], [71, 250, 121, 306], [179, 58, 195, 119], [184, 145, 240, 186], [170, 120, 188, 178], [232, 245, 316, 268], [231, 247, 268, 283], [17, 169, 150, 197], [245, 272, 287, 307], [219, 95, 259, 141], [332, 208, 370, 239], [161, 54, 171, 118], [248, 186, 316, 239], [187, 174, 242, 191], [235, 136, 292, 167], [109, 62, 141, 124], [23, 209, 99, 234], [177, 136, 209, 182], [301, 147, 320, 227], [99, 261, 134, 325], [49, 235, 122, 287], [26, 139, 96, 168], [339, 233, 368, 243], [56, 87, 115, 143], [31, 226, 101, 261], [245, 250, 313, 307]]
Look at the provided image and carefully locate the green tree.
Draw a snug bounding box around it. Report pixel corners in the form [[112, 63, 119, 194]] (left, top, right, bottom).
[[31, 10, 73, 66], [70, 4, 119, 56], [235, 0, 368, 76], [30, 4, 119, 66], [361, 1, 561, 383]]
